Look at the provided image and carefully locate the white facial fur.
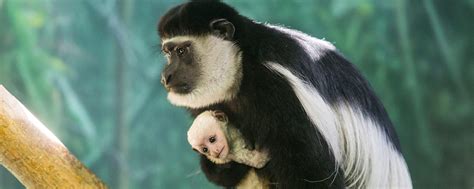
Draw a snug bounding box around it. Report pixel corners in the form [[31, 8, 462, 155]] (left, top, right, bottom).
[[162, 35, 243, 108], [188, 111, 230, 163]]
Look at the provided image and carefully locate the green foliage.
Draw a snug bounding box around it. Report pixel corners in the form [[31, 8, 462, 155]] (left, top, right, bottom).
[[0, 0, 472, 188]]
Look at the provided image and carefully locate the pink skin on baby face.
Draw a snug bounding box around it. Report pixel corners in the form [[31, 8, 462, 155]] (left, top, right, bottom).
[[189, 116, 230, 160]]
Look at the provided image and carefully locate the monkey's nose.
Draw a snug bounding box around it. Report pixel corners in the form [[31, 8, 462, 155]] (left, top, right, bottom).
[[161, 73, 172, 86]]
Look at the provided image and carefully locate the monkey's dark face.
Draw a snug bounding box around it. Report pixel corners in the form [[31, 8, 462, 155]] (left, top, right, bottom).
[[158, 1, 242, 108], [160, 36, 242, 108], [160, 19, 242, 108], [158, 1, 244, 108], [161, 40, 200, 94]]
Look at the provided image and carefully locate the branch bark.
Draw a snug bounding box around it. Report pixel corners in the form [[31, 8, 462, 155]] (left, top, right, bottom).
[[0, 85, 107, 188]]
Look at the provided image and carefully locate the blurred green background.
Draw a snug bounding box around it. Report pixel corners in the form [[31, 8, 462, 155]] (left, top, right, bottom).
[[0, 0, 472, 188]]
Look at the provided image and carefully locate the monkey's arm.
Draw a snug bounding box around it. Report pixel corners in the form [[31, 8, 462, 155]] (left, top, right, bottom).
[[224, 123, 270, 168], [231, 148, 270, 168]]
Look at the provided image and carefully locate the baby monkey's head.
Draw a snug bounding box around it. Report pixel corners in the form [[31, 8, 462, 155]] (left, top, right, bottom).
[[188, 110, 230, 162]]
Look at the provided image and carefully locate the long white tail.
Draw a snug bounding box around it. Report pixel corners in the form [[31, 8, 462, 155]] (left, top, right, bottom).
[[266, 62, 412, 189]]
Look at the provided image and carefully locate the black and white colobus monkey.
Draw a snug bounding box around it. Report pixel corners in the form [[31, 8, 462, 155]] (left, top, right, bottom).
[[158, 0, 412, 188]]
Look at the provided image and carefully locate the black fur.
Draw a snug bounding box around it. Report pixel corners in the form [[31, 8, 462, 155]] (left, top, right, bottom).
[[158, 1, 401, 188], [200, 155, 251, 187]]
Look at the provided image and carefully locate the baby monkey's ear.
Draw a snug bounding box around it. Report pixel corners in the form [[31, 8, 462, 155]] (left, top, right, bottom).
[[212, 110, 228, 122]]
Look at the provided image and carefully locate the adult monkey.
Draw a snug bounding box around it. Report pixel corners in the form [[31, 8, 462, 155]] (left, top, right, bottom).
[[157, 0, 412, 188]]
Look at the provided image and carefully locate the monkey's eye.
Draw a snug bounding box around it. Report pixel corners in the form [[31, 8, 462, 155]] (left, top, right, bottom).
[[176, 47, 186, 56], [202, 147, 208, 153], [209, 136, 216, 143]]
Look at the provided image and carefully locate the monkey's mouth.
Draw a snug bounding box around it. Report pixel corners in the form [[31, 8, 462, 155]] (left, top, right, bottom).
[[216, 146, 226, 158], [167, 83, 192, 94]]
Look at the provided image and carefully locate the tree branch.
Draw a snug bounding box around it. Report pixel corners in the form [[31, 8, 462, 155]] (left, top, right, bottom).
[[0, 85, 107, 188]]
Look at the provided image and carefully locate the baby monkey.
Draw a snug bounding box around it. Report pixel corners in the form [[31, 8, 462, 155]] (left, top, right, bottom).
[[187, 110, 270, 168]]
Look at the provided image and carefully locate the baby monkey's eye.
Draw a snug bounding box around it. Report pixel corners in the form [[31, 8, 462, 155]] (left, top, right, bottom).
[[176, 47, 186, 56], [202, 147, 208, 153], [209, 136, 216, 143]]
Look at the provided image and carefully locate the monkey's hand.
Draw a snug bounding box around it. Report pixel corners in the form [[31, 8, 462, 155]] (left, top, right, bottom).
[[243, 138, 256, 151], [252, 149, 270, 168]]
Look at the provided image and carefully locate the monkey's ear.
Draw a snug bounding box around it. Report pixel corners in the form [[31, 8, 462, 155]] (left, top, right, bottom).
[[209, 18, 235, 40], [212, 110, 228, 122]]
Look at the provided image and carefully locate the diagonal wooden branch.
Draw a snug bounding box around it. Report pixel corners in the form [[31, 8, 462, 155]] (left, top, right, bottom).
[[0, 85, 107, 188]]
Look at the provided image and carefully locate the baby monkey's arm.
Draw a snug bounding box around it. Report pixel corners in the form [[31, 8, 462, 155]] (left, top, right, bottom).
[[225, 125, 270, 169], [232, 146, 270, 168]]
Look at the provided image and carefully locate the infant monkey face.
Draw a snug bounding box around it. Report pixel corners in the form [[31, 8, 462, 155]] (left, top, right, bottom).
[[188, 110, 231, 161], [199, 128, 229, 159]]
